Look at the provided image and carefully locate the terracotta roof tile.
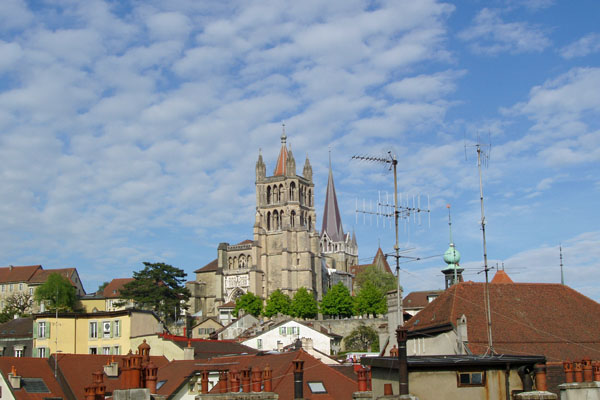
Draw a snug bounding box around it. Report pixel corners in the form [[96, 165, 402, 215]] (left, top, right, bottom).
[[28, 268, 76, 284], [491, 270, 514, 284], [0, 357, 66, 400], [195, 259, 218, 273], [402, 290, 444, 310], [218, 301, 235, 309], [56, 353, 169, 400], [102, 278, 134, 298], [0, 265, 41, 284], [407, 281, 600, 362], [0, 318, 33, 338]]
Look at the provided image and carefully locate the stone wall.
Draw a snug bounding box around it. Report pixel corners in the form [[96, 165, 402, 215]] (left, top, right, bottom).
[[306, 317, 388, 351]]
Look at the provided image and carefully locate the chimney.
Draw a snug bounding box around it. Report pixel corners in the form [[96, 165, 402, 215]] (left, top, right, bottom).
[[594, 361, 600, 382], [534, 364, 547, 392], [293, 360, 304, 399], [84, 385, 96, 400], [390, 345, 398, 357], [574, 361, 583, 383], [583, 358, 593, 382], [230, 370, 240, 393], [241, 368, 251, 393], [264, 365, 273, 392], [218, 370, 229, 393], [251, 369, 262, 392], [396, 326, 409, 396], [8, 366, 21, 389], [563, 361, 574, 383], [357, 367, 367, 392], [130, 353, 143, 388], [104, 357, 119, 377], [201, 370, 209, 394], [145, 361, 158, 394], [277, 341, 283, 352], [184, 340, 194, 360]]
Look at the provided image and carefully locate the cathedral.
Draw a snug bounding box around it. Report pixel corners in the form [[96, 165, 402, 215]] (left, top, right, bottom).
[[187, 129, 358, 319]]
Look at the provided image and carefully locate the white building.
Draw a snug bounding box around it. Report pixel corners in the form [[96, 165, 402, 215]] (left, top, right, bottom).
[[241, 319, 340, 356]]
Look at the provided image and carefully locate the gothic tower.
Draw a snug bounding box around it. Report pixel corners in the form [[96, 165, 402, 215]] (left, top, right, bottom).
[[320, 154, 358, 273], [253, 127, 322, 299]]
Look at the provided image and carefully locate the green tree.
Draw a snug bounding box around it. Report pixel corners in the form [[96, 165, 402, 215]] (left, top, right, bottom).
[[355, 264, 397, 294], [354, 281, 387, 318], [290, 287, 318, 319], [343, 324, 380, 352], [118, 262, 190, 323], [97, 281, 109, 294], [264, 289, 291, 317], [320, 282, 354, 318], [34, 273, 77, 312], [233, 292, 263, 317]]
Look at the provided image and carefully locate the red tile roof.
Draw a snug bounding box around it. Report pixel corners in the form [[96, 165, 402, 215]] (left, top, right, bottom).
[[402, 290, 444, 310], [0, 265, 41, 284], [28, 268, 76, 284], [407, 281, 600, 362], [102, 278, 135, 298], [218, 301, 235, 309], [0, 357, 66, 400], [491, 270, 514, 284], [55, 353, 169, 400], [195, 259, 217, 273], [159, 349, 357, 399], [273, 142, 288, 176]]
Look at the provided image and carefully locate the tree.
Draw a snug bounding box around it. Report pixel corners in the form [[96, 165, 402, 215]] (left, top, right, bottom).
[[290, 287, 318, 319], [118, 262, 190, 323], [343, 324, 380, 352], [354, 264, 397, 294], [320, 282, 354, 318], [34, 273, 77, 312], [354, 281, 387, 318], [264, 289, 291, 317], [233, 292, 263, 317], [97, 281, 109, 294], [3, 292, 34, 317]]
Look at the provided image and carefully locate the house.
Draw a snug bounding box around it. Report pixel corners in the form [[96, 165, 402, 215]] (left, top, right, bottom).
[[402, 290, 443, 317], [0, 319, 33, 358], [363, 353, 546, 399], [241, 319, 341, 355], [0, 357, 66, 400], [191, 317, 223, 339], [397, 270, 600, 394], [0, 265, 85, 313], [32, 309, 162, 357], [80, 278, 136, 313], [215, 313, 259, 340]]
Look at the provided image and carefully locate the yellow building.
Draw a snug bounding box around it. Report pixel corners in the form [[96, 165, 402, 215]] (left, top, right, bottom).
[[32, 309, 162, 358]]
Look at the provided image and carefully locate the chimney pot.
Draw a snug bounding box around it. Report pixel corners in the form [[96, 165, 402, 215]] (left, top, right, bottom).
[[583, 358, 593, 382], [563, 361, 574, 383], [534, 363, 547, 392], [574, 361, 584, 383]]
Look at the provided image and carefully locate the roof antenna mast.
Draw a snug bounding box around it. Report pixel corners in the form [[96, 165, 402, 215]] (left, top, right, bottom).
[[466, 135, 495, 356], [560, 244, 565, 285]]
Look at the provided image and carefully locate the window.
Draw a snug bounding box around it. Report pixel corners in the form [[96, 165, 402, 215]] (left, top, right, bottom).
[[103, 347, 111, 355], [113, 346, 120, 355], [89, 347, 97, 355], [38, 347, 46, 358], [113, 320, 121, 337], [38, 321, 47, 338], [89, 321, 98, 339], [1, 284, 4, 292], [14, 349, 23, 357], [19, 283, 23, 291], [279, 327, 286, 336], [29, 288, 33, 295], [102, 321, 112, 338], [457, 371, 485, 387], [308, 382, 327, 394], [257, 339, 262, 349], [9, 284, 13, 292], [287, 326, 298, 335]]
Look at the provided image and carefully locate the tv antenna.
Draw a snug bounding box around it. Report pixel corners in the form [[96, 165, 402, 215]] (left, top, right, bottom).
[[560, 244, 565, 285], [352, 152, 431, 328], [466, 136, 495, 355]]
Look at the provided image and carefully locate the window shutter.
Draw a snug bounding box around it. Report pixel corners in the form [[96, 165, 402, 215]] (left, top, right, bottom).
[[89, 322, 92, 339], [109, 321, 113, 338], [33, 322, 38, 339], [33, 347, 37, 357], [46, 323, 50, 339]]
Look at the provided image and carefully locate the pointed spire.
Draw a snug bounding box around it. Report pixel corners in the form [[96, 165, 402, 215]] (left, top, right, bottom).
[[321, 155, 344, 242], [273, 123, 288, 176], [303, 153, 312, 181], [256, 148, 266, 180]]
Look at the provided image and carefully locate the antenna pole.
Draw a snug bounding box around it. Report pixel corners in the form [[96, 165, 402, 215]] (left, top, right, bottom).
[[560, 244, 564, 285], [391, 153, 402, 327], [477, 144, 494, 355]]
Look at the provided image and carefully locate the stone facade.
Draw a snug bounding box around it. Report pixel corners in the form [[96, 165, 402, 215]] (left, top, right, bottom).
[[189, 130, 358, 318]]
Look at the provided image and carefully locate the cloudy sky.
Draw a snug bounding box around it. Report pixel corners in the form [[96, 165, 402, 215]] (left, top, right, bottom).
[[1, 0, 599, 300]]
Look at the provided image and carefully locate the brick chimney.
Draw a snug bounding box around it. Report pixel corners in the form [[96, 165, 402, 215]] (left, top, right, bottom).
[[241, 368, 251, 393], [563, 361, 574, 383], [8, 366, 21, 389], [201, 370, 209, 394], [229, 370, 240, 393], [264, 365, 273, 392], [251, 369, 262, 392], [534, 364, 547, 392], [218, 370, 229, 393], [583, 358, 593, 382], [145, 361, 158, 394], [357, 367, 367, 392]]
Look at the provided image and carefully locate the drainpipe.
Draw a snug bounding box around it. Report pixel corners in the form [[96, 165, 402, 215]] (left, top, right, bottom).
[[504, 364, 510, 400], [293, 360, 304, 399], [396, 326, 409, 396]]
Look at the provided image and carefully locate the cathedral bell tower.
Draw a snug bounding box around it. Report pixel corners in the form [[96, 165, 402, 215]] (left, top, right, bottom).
[[253, 126, 322, 299]]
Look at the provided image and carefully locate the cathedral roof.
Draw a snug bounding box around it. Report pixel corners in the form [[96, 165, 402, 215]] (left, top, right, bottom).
[[273, 128, 288, 176], [321, 159, 344, 242]]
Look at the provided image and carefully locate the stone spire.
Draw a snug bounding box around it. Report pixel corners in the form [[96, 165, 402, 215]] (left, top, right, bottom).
[[256, 148, 266, 181], [303, 154, 312, 181], [321, 152, 344, 242], [273, 124, 288, 176], [286, 145, 296, 177]]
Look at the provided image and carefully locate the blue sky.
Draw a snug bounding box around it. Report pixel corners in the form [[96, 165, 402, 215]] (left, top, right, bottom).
[[0, 0, 599, 300]]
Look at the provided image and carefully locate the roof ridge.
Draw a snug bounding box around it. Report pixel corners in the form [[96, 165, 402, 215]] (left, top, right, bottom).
[[297, 349, 357, 384]]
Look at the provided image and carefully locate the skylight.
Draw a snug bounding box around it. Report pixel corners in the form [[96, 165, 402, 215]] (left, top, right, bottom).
[[307, 381, 326, 394], [22, 378, 50, 393]]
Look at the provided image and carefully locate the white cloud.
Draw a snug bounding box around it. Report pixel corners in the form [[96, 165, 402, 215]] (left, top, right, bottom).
[[0, 0, 33, 32], [459, 8, 550, 55], [386, 70, 466, 101], [559, 32, 600, 59]]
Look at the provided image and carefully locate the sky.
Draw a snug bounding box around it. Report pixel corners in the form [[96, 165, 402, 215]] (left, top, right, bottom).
[[0, 0, 599, 301]]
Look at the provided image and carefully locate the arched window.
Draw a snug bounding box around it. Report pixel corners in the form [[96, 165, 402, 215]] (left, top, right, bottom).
[[274, 186, 279, 203], [308, 189, 312, 206], [291, 210, 296, 227], [279, 184, 284, 202], [233, 257, 238, 269], [267, 211, 271, 230], [289, 182, 296, 201], [273, 210, 279, 230], [279, 210, 284, 229], [308, 216, 312, 231], [239, 255, 246, 268], [267, 186, 272, 204], [228, 257, 233, 269], [300, 211, 304, 227], [247, 255, 252, 267]]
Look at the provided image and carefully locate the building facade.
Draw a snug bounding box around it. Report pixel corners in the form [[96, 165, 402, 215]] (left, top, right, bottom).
[[189, 130, 358, 318]]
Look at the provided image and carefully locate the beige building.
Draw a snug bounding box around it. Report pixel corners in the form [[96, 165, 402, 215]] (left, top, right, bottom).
[[0, 265, 85, 314], [32, 309, 162, 358], [189, 130, 358, 318]]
